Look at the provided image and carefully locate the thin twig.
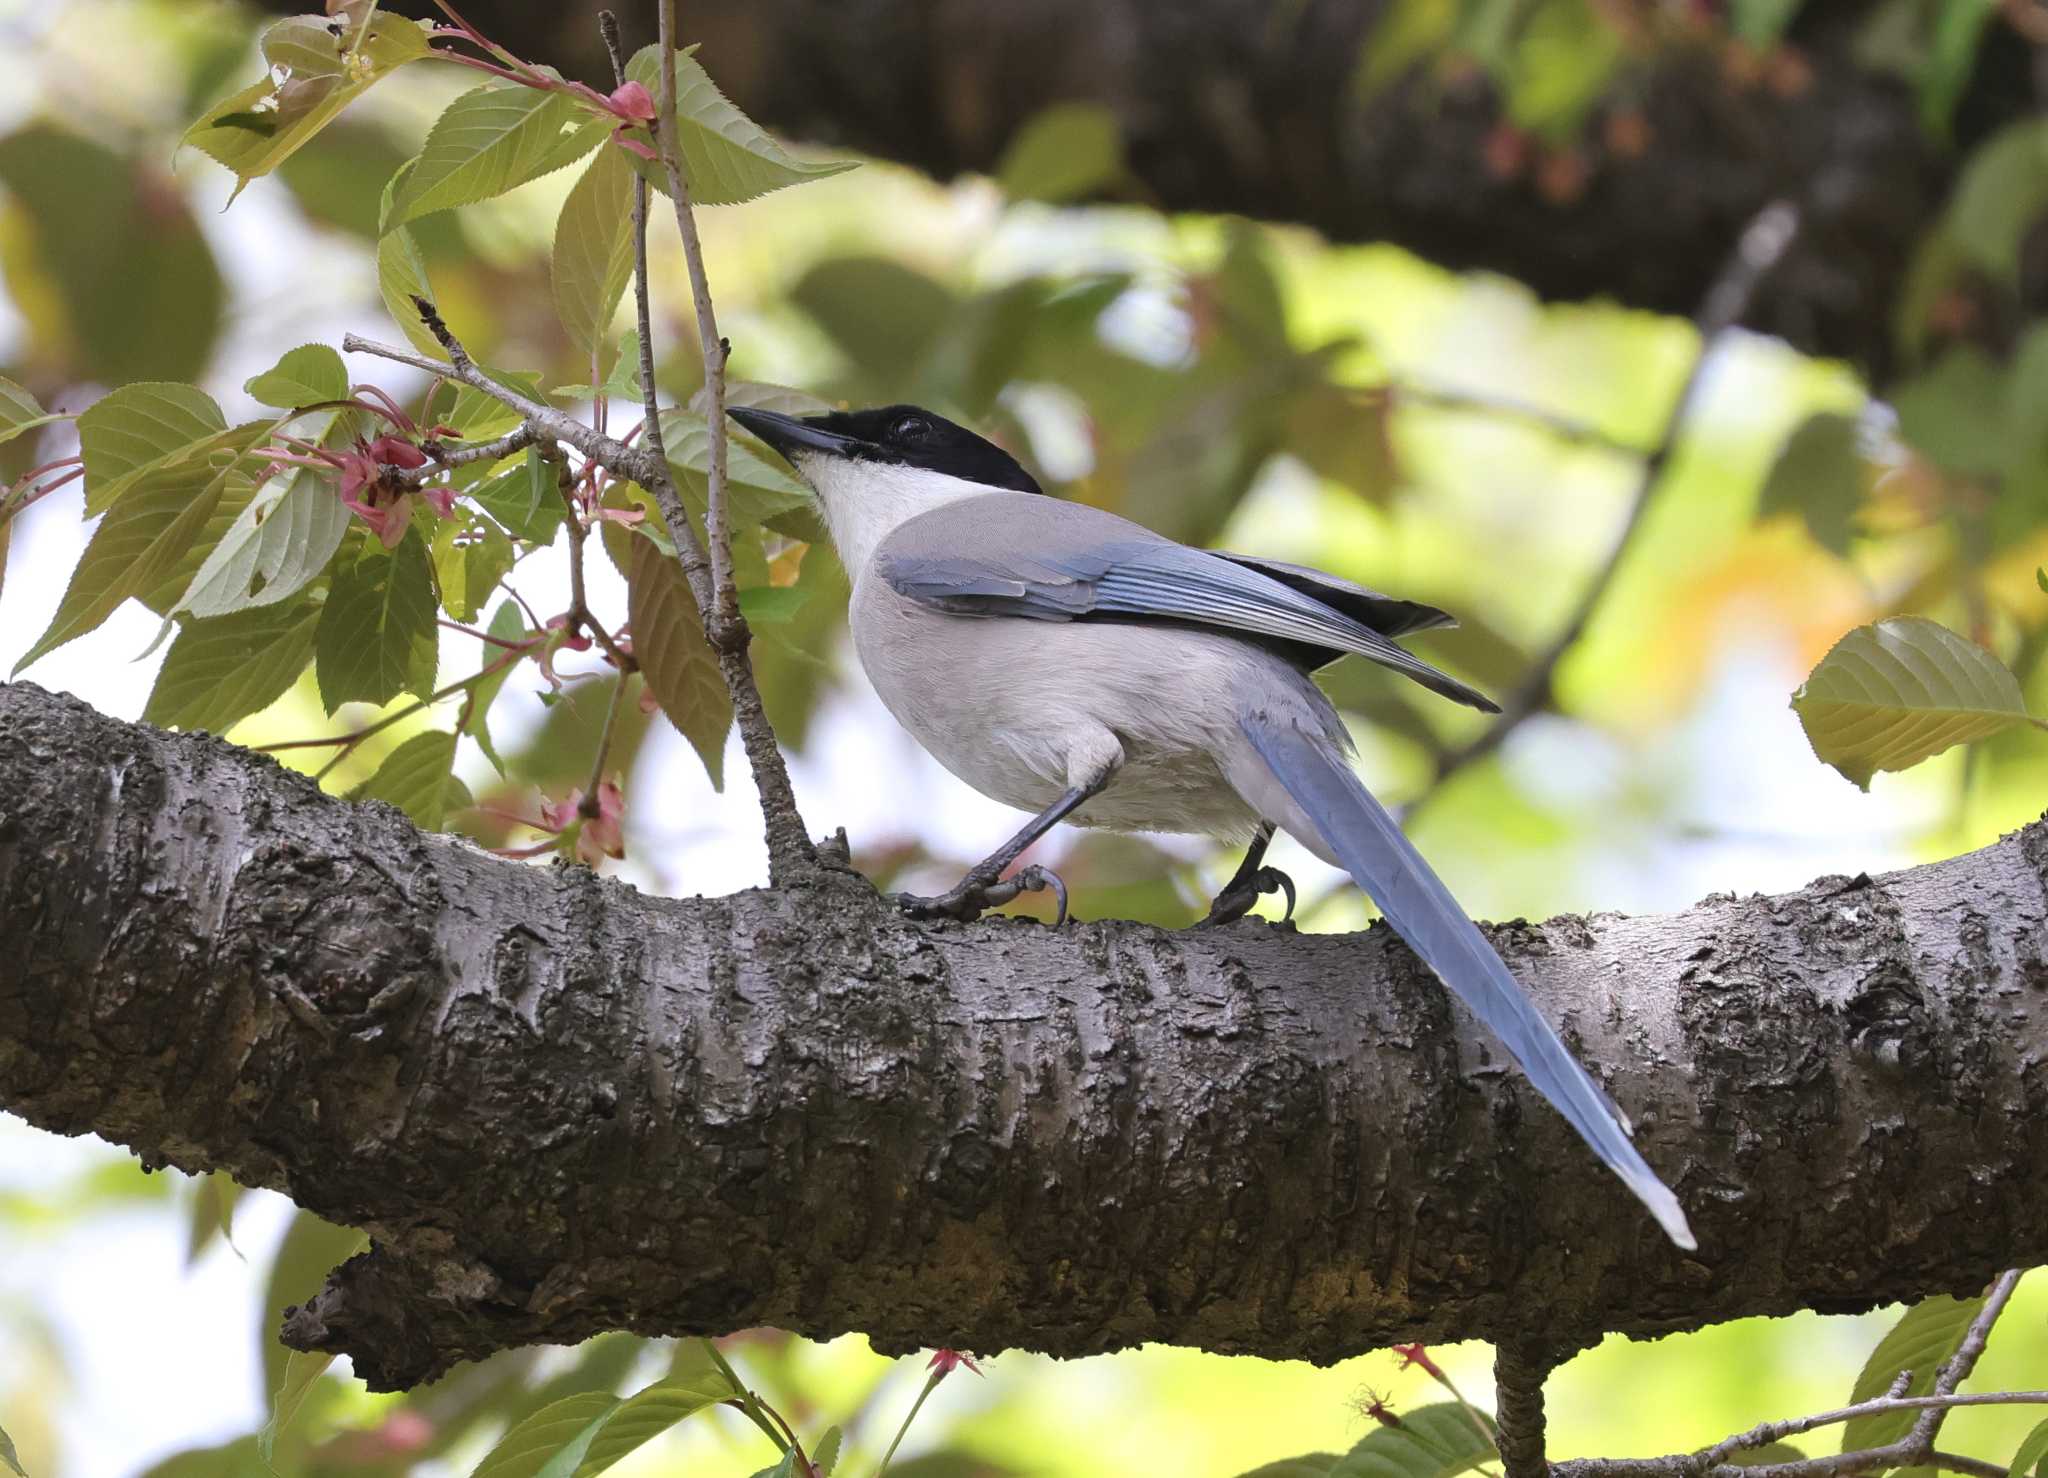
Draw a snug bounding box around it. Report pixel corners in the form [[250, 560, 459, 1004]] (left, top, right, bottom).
[[579, 669, 629, 819], [545, 445, 635, 674], [1929, 1453, 2010, 1478], [1405, 199, 1801, 820], [1394, 381, 1643, 456]]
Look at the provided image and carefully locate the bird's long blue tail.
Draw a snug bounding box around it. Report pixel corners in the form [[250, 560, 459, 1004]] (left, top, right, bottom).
[[1242, 715, 1695, 1250]]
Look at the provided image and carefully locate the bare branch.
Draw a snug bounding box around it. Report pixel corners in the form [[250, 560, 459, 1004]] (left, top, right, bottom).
[[1409, 200, 1802, 820]]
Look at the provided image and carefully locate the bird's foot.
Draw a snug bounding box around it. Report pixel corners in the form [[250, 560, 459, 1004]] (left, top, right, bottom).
[[1197, 865, 1297, 927], [895, 864, 1070, 925]]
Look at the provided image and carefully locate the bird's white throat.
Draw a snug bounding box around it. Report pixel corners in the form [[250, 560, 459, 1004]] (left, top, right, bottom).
[[793, 453, 998, 582]]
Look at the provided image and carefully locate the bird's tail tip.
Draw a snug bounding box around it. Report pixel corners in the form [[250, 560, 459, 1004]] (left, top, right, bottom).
[[1635, 1175, 1697, 1251]]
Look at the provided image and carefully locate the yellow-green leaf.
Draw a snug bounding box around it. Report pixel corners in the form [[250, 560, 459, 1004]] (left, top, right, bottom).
[[471, 1392, 621, 1478], [351, 729, 463, 830], [469, 450, 565, 545], [1793, 618, 2037, 790], [314, 533, 439, 712], [568, 1377, 736, 1477], [628, 534, 730, 789], [431, 513, 516, 623], [552, 142, 637, 371], [462, 600, 529, 776], [1330, 1404, 1495, 1478], [385, 81, 606, 230], [623, 45, 856, 204], [184, 14, 433, 203], [146, 596, 323, 734], [174, 408, 352, 618], [2011, 1417, 2048, 1478], [0, 375, 62, 450], [1840, 1294, 1985, 1455], [245, 344, 349, 409], [996, 101, 1124, 204], [258, 1348, 335, 1464], [0, 1422, 23, 1478], [76, 382, 228, 517]]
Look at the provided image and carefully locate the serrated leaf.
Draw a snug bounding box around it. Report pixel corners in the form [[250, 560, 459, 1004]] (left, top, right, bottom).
[[445, 368, 549, 439], [432, 512, 516, 622], [1330, 1405, 1496, 1478], [259, 1348, 336, 1464], [146, 597, 323, 733], [2011, 1417, 2048, 1478], [659, 408, 811, 528], [1793, 618, 2036, 790], [174, 410, 352, 618], [623, 45, 856, 204], [812, 1426, 843, 1476], [462, 600, 529, 776], [0, 1423, 22, 1478], [470, 450, 565, 544], [471, 1392, 621, 1478], [553, 142, 638, 371], [77, 382, 228, 517], [628, 534, 730, 788], [375, 164, 444, 358], [16, 425, 269, 674], [0, 376, 62, 450], [996, 101, 1124, 204], [351, 729, 460, 829], [1759, 411, 1865, 556], [701, 380, 836, 420], [386, 81, 606, 230], [245, 344, 348, 409], [1840, 1294, 1986, 1454], [184, 14, 432, 203], [1235, 1460, 1342, 1478], [315, 533, 438, 712], [568, 1377, 735, 1477]]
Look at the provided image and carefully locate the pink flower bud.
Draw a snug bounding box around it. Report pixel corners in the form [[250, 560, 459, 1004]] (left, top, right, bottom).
[[608, 80, 657, 121]]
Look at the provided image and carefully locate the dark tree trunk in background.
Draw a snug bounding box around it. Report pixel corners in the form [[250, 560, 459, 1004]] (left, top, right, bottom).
[[253, 0, 2045, 374], [6, 681, 2047, 1391]]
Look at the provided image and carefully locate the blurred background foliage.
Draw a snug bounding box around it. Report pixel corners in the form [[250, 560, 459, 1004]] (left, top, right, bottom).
[[2, 0, 2046, 1474]]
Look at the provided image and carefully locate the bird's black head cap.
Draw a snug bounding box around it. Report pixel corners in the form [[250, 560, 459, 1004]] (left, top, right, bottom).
[[729, 403, 1043, 495]]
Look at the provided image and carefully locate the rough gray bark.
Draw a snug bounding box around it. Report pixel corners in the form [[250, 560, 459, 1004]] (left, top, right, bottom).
[[3, 678, 2046, 1392], [254, 0, 2044, 373]]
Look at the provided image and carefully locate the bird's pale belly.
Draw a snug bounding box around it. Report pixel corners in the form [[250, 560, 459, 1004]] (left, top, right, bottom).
[[851, 578, 1267, 841]]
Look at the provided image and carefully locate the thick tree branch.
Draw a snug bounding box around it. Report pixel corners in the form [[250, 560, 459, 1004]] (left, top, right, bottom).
[[4, 680, 2047, 1392]]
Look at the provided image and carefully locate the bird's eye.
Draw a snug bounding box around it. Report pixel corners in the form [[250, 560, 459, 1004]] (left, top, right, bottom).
[[892, 415, 929, 442]]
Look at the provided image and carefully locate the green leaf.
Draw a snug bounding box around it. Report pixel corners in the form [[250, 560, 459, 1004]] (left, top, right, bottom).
[[245, 344, 349, 409], [1759, 411, 1865, 556], [146, 597, 323, 734], [0, 1420, 25, 1478], [386, 81, 606, 230], [1331, 1405, 1496, 1478], [259, 1349, 336, 1464], [553, 142, 639, 372], [791, 257, 958, 390], [470, 450, 566, 544], [0, 129, 226, 385], [0, 376, 62, 450], [445, 368, 549, 438], [751, 1452, 799, 1478], [15, 425, 269, 674], [2010, 1417, 2048, 1478], [1918, 0, 1998, 134], [184, 14, 433, 203], [1235, 1461, 1342, 1478], [1793, 617, 2037, 790], [432, 513, 517, 622], [628, 534, 731, 788], [659, 409, 812, 528], [76, 382, 228, 517], [258, 1210, 367, 1407], [569, 1377, 737, 1477], [812, 1425, 843, 1476], [1840, 1294, 1986, 1454], [1352, 0, 1457, 101], [1731, 0, 1804, 43], [623, 44, 858, 204], [351, 729, 462, 830], [470, 1392, 621, 1478], [173, 408, 352, 618], [184, 1170, 245, 1267], [737, 586, 808, 625], [315, 533, 439, 712], [1944, 120, 2048, 287], [1893, 346, 2008, 477], [462, 600, 529, 776], [996, 102, 1124, 203]]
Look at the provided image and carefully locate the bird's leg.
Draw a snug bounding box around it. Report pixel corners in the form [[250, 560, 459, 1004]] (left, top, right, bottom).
[[896, 780, 1105, 925], [1198, 821, 1297, 927]]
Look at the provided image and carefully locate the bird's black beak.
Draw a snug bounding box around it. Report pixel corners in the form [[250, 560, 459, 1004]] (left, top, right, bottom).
[[727, 406, 863, 466]]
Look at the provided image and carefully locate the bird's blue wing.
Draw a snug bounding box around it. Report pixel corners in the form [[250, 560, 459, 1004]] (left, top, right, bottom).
[[876, 503, 1494, 711]]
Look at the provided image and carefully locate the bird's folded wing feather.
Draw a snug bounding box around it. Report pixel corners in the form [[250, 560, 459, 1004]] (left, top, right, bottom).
[[874, 496, 1495, 712]]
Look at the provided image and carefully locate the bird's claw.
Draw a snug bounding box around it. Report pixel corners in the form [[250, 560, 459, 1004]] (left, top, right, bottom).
[[1197, 865, 1297, 927], [895, 863, 1070, 926]]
